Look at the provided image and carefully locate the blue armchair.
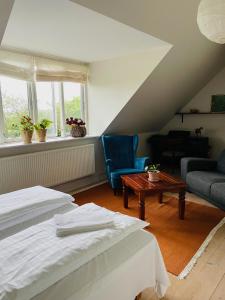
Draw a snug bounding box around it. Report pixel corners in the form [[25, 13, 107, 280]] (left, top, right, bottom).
[[101, 135, 150, 193]]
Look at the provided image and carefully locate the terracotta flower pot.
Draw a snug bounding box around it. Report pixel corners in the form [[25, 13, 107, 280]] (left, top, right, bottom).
[[70, 125, 87, 138], [21, 130, 33, 144], [148, 171, 160, 182], [36, 129, 47, 142]]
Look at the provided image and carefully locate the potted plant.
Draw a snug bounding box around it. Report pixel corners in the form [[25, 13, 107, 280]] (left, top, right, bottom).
[[145, 164, 161, 182], [34, 119, 52, 142], [66, 117, 86, 137], [12, 115, 34, 144]]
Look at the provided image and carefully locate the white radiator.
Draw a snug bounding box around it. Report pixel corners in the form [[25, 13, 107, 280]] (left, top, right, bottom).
[[0, 144, 95, 194]]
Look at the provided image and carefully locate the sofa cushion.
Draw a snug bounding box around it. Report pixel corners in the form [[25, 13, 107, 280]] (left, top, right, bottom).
[[217, 149, 225, 174], [186, 171, 225, 197], [210, 183, 225, 210]]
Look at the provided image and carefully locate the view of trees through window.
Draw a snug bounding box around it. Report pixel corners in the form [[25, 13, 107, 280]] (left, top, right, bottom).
[[64, 82, 81, 135], [1, 77, 29, 138], [0, 76, 83, 142], [36, 82, 81, 136]]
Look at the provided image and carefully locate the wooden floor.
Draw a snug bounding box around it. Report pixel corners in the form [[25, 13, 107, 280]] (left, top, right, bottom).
[[141, 192, 225, 300], [141, 224, 225, 300]]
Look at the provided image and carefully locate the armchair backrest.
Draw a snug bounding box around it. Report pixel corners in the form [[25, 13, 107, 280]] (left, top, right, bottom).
[[101, 135, 138, 169], [217, 149, 225, 174]]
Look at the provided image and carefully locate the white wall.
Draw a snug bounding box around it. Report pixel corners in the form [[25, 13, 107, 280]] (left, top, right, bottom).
[[137, 132, 155, 157], [87, 46, 171, 135], [72, 0, 225, 136], [161, 67, 225, 159]]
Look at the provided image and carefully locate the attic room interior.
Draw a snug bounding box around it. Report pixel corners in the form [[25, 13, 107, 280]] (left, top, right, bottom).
[[0, 0, 225, 299]]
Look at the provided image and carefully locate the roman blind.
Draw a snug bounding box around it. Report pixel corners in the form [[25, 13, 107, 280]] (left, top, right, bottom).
[[35, 56, 88, 83], [0, 49, 88, 83], [0, 49, 34, 81]]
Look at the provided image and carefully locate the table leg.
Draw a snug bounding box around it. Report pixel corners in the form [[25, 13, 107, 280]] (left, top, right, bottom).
[[139, 192, 145, 220], [159, 192, 163, 203], [123, 184, 129, 208], [135, 293, 142, 300], [179, 189, 186, 219]]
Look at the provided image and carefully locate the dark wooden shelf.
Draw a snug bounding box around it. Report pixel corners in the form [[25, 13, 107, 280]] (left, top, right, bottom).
[[175, 112, 225, 122]]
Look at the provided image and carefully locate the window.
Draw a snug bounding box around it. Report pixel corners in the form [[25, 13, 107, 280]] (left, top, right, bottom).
[[36, 82, 56, 136], [63, 82, 82, 134], [0, 76, 29, 139], [0, 75, 86, 144]]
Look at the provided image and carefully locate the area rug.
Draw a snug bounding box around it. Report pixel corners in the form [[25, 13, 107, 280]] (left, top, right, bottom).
[[74, 183, 225, 278]]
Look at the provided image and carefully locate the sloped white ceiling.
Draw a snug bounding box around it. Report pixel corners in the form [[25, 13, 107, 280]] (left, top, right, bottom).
[[71, 0, 225, 134], [88, 46, 171, 135], [2, 0, 169, 62], [0, 0, 14, 44]]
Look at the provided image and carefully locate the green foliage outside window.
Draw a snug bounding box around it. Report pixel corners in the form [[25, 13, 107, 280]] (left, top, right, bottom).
[[3, 94, 29, 138]]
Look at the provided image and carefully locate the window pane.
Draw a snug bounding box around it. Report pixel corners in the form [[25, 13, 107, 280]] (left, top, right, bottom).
[[54, 83, 61, 137], [63, 82, 81, 134], [0, 76, 29, 139], [36, 82, 55, 136]]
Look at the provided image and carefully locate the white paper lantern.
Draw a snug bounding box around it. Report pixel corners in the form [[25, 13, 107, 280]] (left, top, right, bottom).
[[197, 0, 225, 44]]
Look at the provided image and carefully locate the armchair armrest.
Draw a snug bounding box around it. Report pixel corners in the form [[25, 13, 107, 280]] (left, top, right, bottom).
[[135, 156, 150, 170], [181, 157, 217, 180], [105, 159, 114, 173]]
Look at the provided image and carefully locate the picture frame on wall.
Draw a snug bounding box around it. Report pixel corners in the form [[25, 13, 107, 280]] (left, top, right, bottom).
[[211, 95, 225, 112]]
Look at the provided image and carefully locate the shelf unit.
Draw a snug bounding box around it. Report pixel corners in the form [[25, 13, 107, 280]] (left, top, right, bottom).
[[175, 112, 225, 123]]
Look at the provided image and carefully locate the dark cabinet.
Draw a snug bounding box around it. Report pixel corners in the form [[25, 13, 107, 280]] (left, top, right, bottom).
[[148, 133, 209, 166]]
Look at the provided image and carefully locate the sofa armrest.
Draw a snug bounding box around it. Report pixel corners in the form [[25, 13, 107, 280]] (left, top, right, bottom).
[[181, 157, 217, 180], [135, 156, 150, 170]]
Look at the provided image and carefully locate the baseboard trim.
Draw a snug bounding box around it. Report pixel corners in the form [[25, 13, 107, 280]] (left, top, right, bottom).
[[70, 180, 108, 196]]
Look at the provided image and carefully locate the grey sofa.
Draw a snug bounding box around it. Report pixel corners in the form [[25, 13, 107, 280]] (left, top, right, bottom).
[[181, 150, 225, 211]]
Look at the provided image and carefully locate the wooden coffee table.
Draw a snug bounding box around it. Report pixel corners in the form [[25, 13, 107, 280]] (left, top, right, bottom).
[[121, 172, 187, 221]]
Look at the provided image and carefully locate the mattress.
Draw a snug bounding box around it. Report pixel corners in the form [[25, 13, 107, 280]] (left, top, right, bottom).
[[33, 230, 169, 300]]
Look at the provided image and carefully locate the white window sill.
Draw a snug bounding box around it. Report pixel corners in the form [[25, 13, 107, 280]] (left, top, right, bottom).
[[0, 135, 99, 150]]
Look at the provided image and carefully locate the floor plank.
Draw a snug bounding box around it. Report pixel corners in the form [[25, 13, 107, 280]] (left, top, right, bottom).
[[141, 225, 225, 300], [210, 274, 225, 300]]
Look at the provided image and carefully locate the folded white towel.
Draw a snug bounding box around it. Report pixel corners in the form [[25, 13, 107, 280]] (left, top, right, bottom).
[[54, 212, 114, 237]]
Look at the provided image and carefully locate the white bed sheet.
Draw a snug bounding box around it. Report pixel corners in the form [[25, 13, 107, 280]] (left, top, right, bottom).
[[33, 230, 169, 300], [0, 203, 75, 240], [0, 186, 76, 239], [0, 204, 149, 300]]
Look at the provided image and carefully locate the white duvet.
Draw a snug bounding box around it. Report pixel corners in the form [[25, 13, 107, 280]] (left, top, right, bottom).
[[0, 203, 148, 300], [0, 186, 74, 223], [0, 186, 76, 238]]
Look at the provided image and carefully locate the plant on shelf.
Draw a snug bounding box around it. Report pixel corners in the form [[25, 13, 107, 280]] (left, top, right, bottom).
[[12, 115, 34, 144], [34, 119, 52, 142], [145, 164, 160, 182], [66, 117, 86, 138]]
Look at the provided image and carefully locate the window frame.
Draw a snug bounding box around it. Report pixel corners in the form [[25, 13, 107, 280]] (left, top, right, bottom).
[[0, 77, 87, 144], [0, 82, 4, 143]]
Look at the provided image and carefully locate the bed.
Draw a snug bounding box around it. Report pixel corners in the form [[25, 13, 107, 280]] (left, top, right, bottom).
[[0, 186, 76, 239], [0, 186, 169, 300]]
